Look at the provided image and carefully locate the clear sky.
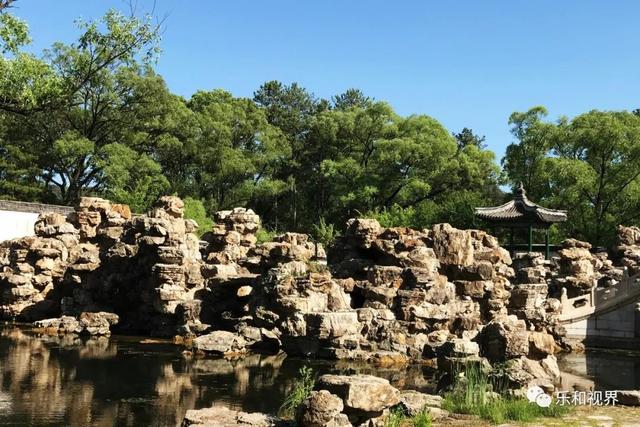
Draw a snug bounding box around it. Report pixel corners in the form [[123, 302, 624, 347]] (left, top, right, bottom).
[[11, 0, 640, 159]]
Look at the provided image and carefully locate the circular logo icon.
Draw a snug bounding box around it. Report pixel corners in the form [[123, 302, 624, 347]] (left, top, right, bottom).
[[526, 385, 544, 403], [536, 393, 552, 408]]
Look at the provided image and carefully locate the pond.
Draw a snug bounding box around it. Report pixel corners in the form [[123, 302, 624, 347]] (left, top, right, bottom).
[[0, 325, 437, 427], [1, 325, 638, 427]]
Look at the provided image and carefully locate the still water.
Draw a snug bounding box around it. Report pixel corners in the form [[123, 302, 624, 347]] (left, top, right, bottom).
[[0, 325, 437, 427], [1, 325, 638, 427]]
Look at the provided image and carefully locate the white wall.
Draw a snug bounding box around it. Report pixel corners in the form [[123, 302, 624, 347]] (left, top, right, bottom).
[[0, 210, 39, 242]]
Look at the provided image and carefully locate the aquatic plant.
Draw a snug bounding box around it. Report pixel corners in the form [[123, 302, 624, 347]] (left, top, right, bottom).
[[278, 366, 315, 419], [442, 363, 571, 424]]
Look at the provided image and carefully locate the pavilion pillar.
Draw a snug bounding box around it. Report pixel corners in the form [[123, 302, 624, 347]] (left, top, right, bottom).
[[545, 228, 550, 260], [509, 227, 514, 257], [528, 225, 533, 252]]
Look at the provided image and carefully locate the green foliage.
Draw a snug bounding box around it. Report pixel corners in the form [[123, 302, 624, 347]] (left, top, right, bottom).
[[410, 410, 432, 427], [383, 407, 407, 427], [503, 107, 640, 246], [0, 12, 30, 54], [442, 363, 571, 424], [312, 217, 340, 247], [382, 407, 432, 427], [97, 143, 168, 213], [256, 228, 277, 244], [183, 197, 213, 236], [278, 366, 315, 419]]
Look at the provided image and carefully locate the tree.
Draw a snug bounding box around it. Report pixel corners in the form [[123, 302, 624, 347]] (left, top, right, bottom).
[[453, 127, 486, 150], [502, 106, 556, 201], [312, 102, 501, 229], [186, 89, 290, 215], [503, 107, 640, 246], [332, 88, 371, 110], [0, 9, 173, 208], [253, 80, 321, 229], [97, 143, 168, 213], [548, 111, 640, 245]]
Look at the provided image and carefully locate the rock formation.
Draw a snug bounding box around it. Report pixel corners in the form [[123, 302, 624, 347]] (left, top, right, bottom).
[[4, 195, 639, 395]]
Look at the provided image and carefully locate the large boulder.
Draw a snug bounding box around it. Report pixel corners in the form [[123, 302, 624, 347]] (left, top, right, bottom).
[[477, 317, 529, 363], [182, 406, 276, 426], [344, 218, 382, 249], [192, 331, 247, 355], [317, 374, 400, 416], [431, 224, 474, 266], [398, 390, 448, 419], [296, 390, 351, 427]]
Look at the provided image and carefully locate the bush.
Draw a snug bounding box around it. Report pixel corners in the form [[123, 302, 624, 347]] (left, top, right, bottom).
[[256, 228, 277, 243], [312, 217, 340, 247], [183, 197, 214, 237], [278, 366, 315, 419]]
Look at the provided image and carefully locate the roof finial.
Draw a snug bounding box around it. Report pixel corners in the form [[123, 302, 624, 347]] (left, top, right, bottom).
[[515, 182, 526, 199]]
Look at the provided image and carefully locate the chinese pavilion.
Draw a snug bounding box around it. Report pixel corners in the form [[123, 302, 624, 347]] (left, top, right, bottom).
[[474, 183, 567, 259]]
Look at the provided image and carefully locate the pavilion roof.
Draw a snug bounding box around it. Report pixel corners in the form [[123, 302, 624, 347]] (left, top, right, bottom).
[[474, 184, 567, 227]]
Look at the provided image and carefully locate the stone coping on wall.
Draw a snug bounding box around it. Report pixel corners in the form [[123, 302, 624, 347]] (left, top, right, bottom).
[[0, 199, 74, 215]]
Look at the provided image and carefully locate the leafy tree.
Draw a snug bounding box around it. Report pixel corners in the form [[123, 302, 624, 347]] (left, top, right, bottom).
[[503, 107, 640, 246], [502, 106, 556, 201], [97, 143, 168, 213], [0, 9, 174, 208], [187, 89, 290, 214], [253, 81, 318, 229], [183, 197, 214, 237], [548, 111, 640, 245], [454, 127, 486, 150]]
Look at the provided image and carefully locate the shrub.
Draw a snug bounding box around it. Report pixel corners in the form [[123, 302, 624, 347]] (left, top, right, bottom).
[[256, 227, 277, 243], [183, 197, 213, 237], [312, 217, 340, 247]]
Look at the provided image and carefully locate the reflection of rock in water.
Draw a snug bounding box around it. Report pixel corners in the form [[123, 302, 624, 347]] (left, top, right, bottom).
[[0, 326, 439, 426], [558, 351, 640, 392]]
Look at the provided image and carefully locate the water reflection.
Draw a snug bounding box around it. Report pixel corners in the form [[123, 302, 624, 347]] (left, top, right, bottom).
[[0, 326, 437, 427], [558, 350, 640, 392]]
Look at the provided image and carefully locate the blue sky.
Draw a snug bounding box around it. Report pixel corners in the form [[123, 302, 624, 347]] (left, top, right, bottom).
[[11, 0, 640, 159]]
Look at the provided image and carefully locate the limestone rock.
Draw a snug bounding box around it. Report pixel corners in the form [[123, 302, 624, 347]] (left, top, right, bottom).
[[193, 331, 247, 355], [296, 390, 351, 427], [317, 374, 400, 414], [478, 317, 529, 363], [397, 390, 446, 418], [182, 406, 276, 426]]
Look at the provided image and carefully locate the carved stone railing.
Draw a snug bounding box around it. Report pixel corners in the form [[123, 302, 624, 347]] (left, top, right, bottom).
[[559, 270, 640, 323]]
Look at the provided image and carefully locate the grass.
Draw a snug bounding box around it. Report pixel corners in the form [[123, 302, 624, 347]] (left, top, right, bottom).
[[442, 363, 571, 424], [383, 407, 432, 427], [278, 366, 315, 419]]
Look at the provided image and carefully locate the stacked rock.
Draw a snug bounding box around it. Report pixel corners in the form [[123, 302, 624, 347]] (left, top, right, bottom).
[[551, 239, 602, 297], [614, 225, 640, 275], [508, 252, 557, 330], [202, 207, 261, 266], [329, 220, 514, 361], [0, 211, 80, 319]]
